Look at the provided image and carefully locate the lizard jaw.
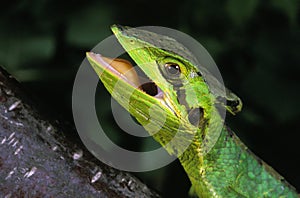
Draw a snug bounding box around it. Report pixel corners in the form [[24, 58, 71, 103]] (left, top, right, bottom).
[[87, 52, 164, 100]]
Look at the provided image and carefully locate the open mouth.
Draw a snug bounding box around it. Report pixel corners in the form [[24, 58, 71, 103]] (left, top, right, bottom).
[[87, 52, 164, 99]]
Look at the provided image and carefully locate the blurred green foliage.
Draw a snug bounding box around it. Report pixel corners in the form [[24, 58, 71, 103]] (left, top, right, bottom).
[[1, 0, 299, 197]]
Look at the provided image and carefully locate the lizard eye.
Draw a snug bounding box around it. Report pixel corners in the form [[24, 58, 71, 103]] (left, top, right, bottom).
[[165, 63, 181, 77], [157, 57, 186, 86]]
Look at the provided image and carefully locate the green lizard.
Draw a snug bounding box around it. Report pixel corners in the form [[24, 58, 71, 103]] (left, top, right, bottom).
[[86, 25, 298, 197]]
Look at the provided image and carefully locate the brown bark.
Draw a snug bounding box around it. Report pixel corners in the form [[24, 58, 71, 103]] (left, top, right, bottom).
[[0, 66, 160, 198]]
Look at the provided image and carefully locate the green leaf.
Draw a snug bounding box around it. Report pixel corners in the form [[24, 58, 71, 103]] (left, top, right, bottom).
[[0, 35, 54, 69], [66, 3, 113, 47], [270, 0, 299, 25], [226, 0, 259, 25]]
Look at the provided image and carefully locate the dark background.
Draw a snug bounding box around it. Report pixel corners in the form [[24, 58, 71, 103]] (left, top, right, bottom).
[[1, 0, 299, 197]]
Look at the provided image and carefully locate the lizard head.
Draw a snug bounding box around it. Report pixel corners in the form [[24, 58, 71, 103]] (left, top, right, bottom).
[[87, 25, 242, 155]]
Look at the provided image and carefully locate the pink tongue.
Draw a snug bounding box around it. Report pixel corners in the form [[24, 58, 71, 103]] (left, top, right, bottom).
[[102, 57, 140, 87]]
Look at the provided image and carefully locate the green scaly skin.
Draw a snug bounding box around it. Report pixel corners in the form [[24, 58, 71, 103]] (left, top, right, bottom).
[[86, 25, 298, 197]]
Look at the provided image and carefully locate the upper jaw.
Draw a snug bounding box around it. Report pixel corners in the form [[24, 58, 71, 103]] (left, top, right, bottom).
[[87, 52, 179, 116], [87, 52, 165, 99]]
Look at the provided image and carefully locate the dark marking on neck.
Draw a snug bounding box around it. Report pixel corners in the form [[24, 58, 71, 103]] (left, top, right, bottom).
[[176, 88, 189, 110], [214, 103, 225, 117], [188, 107, 204, 127], [173, 82, 184, 88]]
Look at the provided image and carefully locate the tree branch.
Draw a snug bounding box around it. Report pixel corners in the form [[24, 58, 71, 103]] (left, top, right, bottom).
[[0, 66, 160, 198]]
